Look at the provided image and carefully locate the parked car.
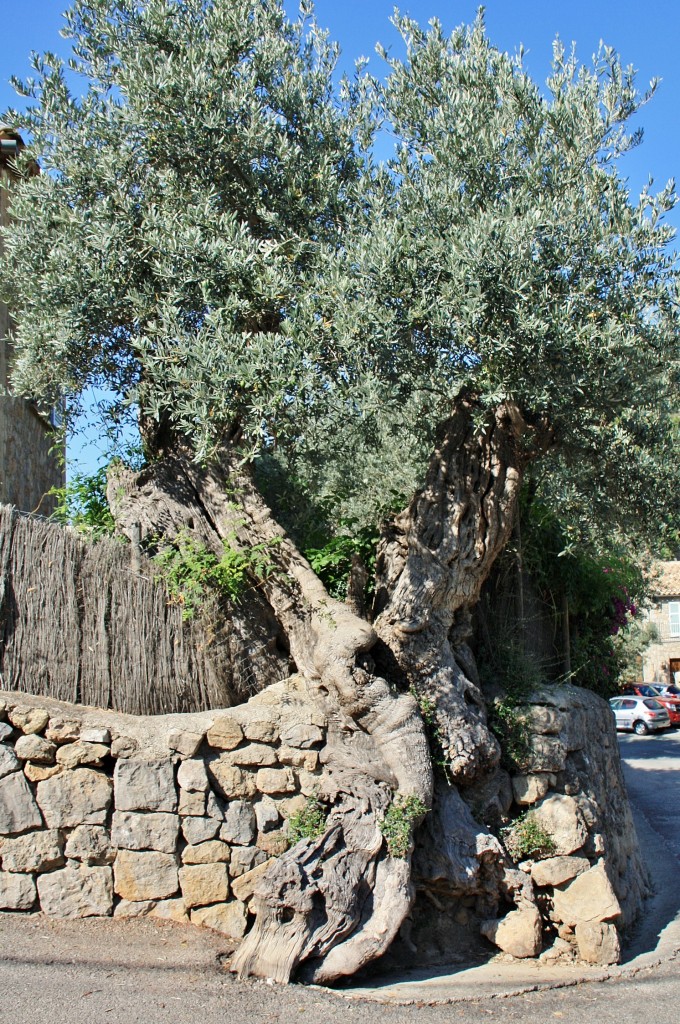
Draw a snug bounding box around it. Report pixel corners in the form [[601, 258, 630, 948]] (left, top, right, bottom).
[[609, 696, 670, 735], [619, 685, 680, 726]]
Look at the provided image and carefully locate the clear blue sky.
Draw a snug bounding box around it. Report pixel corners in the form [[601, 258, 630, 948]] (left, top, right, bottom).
[[2, 0, 679, 473]]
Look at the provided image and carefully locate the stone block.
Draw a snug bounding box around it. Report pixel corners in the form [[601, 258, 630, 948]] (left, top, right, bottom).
[[0, 829, 64, 873], [191, 901, 247, 938], [0, 744, 20, 779], [297, 770, 322, 797], [255, 768, 295, 794], [55, 742, 109, 769], [511, 773, 550, 807], [80, 728, 111, 745], [231, 857, 275, 901], [9, 707, 49, 735], [181, 840, 230, 865], [481, 904, 542, 958], [111, 811, 180, 854], [254, 796, 280, 834], [65, 824, 115, 865], [177, 759, 209, 793], [111, 735, 138, 758], [523, 735, 567, 773], [242, 715, 278, 744], [0, 723, 13, 743], [150, 898, 189, 924], [552, 862, 621, 927], [531, 856, 591, 888], [178, 789, 205, 816], [114, 850, 179, 901], [226, 744, 278, 768], [257, 829, 289, 857], [37, 768, 112, 829], [0, 770, 43, 834], [45, 718, 80, 744], [182, 815, 220, 845], [37, 865, 113, 918], [179, 863, 229, 908], [24, 763, 62, 783], [575, 921, 621, 964], [206, 717, 243, 751], [114, 899, 155, 918], [114, 759, 177, 813], [0, 870, 36, 909], [220, 801, 256, 846], [279, 722, 324, 750], [207, 761, 256, 800], [229, 846, 266, 877], [14, 734, 56, 765], [277, 747, 319, 771], [167, 728, 204, 758], [529, 794, 588, 856]]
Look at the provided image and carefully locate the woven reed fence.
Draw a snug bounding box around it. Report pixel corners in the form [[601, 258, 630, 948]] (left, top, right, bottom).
[[0, 505, 287, 715]]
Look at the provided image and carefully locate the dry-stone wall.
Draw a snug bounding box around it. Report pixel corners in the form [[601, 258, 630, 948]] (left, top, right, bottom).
[[1, 681, 647, 971], [0, 678, 324, 938]]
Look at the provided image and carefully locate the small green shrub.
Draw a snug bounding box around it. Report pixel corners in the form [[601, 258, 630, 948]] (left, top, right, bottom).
[[502, 812, 556, 861], [49, 467, 116, 539], [379, 794, 428, 859], [287, 797, 328, 844]]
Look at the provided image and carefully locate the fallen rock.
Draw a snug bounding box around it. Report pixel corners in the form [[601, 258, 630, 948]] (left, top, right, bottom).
[[531, 855, 591, 888], [552, 862, 622, 927], [575, 920, 621, 964], [481, 904, 542, 958]]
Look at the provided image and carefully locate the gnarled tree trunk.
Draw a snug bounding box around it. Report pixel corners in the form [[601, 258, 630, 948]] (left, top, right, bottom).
[[107, 397, 547, 983]]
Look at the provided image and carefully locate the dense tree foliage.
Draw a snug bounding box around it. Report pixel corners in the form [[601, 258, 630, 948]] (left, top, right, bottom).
[[2, 0, 678, 549]]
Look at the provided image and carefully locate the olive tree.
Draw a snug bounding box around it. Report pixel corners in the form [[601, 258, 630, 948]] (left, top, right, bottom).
[[2, 0, 678, 983]]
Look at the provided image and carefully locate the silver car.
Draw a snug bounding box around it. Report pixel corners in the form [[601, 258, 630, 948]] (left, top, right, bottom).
[[609, 696, 670, 735]]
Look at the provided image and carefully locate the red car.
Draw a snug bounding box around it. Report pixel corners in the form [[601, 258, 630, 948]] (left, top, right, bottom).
[[620, 685, 680, 726]]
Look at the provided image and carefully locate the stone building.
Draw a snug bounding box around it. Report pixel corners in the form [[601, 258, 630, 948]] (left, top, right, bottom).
[[0, 126, 64, 515], [642, 561, 680, 685]]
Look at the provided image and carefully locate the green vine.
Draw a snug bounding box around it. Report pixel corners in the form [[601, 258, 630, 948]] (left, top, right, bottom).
[[379, 794, 428, 859]]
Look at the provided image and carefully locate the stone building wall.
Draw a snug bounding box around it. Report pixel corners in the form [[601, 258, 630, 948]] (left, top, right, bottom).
[[0, 681, 647, 971], [0, 139, 64, 516]]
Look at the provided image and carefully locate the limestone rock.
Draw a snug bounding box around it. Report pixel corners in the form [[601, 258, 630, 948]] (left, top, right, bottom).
[[24, 763, 62, 783], [220, 801, 256, 846], [55, 741, 109, 769], [529, 794, 588, 856], [242, 715, 278, 744], [254, 796, 280, 834], [511, 773, 550, 806], [575, 921, 621, 964], [0, 770, 43, 834], [14, 734, 56, 764], [46, 718, 80, 744], [207, 761, 256, 800], [231, 858, 276, 901], [206, 791, 225, 820], [257, 829, 289, 857], [552, 862, 622, 927], [150, 898, 189, 924], [278, 722, 323, 750], [37, 865, 113, 918], [191, 901, 247, 938], [9, 707, 49, 735], [523, 735, 567, 773], [0, 829, 64, 873], [277, 747, 319, 771], [37, 768, 112, 828], [114, 899, 156, 918], [481, 904, 542, 958], [111, 811, 180, 854], [114, 759, 177, 813], [531, 856, 591, 888], [181, 840, 230, 865], [206, 717, 243, 751], [177, 759, 209, 793], [229, 846, 266, 878], [255, 768, 295, 794], [111, 735, 137, 758], [178, 789, 205, 816], [65, 824, 115, 865], [0, 870, 36, 909], [226, 744, 278, 768], [167, 728, 204, 758], [0, 744, 20, 779], [80, 728, 111, 745], [0, 723, 13, 743], [114, 850, 179, 901], [519, 705, 564, 735], [297, 770, 322, 797], [179, 863, 229, 908], [182, 815, 221, 845]]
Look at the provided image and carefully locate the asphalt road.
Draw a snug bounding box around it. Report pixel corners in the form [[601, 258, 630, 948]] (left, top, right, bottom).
[[0, 729, 678, 1024]]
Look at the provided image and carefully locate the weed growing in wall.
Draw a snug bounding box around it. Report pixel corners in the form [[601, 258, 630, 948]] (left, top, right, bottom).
[[379, 794, 428, 859]]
